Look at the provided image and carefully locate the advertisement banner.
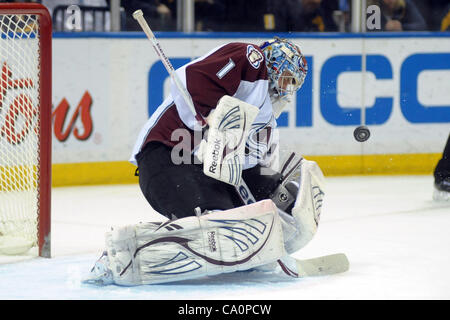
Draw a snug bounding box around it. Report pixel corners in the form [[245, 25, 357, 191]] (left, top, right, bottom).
[[41, 33, 450, 184]]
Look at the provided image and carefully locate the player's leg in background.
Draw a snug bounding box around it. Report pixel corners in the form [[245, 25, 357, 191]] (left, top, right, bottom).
[[433, 133, 450, 200], [135, 141, 242, 219]]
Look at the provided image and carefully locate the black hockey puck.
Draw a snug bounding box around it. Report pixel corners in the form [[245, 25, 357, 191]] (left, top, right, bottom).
[[353, 125, 370, 142]]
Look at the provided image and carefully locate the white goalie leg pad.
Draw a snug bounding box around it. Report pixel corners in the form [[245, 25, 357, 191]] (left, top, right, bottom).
[[103, 199, 285, 286], [198, 95, 259, 186], [251, 208, 300, 273], [288, 160, 325, 253]]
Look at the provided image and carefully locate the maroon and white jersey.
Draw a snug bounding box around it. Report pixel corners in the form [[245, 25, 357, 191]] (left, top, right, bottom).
[[130, 42, 278, 169]]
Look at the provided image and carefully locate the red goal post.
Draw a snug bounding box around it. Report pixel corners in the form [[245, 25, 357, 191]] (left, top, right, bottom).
[[0, 3, 51, 258]]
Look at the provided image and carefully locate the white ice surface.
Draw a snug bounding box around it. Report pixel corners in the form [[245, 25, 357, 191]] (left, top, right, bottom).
[[0, 175, 449, 300]]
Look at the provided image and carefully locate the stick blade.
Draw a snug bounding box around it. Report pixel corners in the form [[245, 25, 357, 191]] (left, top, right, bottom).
[[296, 253, 349, 277]]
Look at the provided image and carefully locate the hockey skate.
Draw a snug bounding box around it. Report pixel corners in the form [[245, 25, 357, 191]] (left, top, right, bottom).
[[433, 177, 450, 201], [82, 251, 114, 285]]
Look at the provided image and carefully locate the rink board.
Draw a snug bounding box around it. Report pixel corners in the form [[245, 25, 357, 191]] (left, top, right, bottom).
[[6, 32, 450, 185]]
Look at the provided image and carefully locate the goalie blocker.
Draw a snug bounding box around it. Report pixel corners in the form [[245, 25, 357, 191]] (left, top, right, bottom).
[[197, 95, 259, 186], [133, 95, 275, 219]]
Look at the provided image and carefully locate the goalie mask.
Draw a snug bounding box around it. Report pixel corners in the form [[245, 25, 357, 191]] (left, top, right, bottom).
[[260, 37, 308, 118]]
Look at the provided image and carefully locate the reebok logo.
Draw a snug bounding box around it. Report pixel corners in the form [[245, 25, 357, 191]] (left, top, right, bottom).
[[207, 231, 217, 252], [208, 138, 222, 174]]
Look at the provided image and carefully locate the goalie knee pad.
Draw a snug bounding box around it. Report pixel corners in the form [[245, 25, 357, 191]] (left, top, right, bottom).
[[240, 156, 325, 256], [262, 158, 325, 255], [287, 160, 325, 253]]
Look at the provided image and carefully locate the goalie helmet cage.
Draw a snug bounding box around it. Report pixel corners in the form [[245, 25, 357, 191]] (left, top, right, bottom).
[[0, 3, 51, 258]]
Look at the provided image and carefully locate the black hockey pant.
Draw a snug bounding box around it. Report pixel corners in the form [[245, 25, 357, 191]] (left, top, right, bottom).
[[135, 142, 281, 219]]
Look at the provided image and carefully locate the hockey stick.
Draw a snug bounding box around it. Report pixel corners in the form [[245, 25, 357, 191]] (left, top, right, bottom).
[[278, 253, 350, 278], [227, 158, 350, 278], [132, 10, 204, 126], [133, 9, 255, 195], [295, 253, 349, 277], [132, 10, 349, 278], [238, 155, 349, 278]]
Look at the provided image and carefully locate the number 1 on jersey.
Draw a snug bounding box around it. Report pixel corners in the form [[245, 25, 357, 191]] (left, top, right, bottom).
[[216, 58, 235, 79]]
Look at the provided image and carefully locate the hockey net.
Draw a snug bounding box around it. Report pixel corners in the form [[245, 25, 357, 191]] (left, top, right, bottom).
[[0, 3, 51, 258]]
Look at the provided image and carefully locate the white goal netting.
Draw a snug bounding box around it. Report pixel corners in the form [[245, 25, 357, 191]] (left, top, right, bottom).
[[0, 13, 42, 255]]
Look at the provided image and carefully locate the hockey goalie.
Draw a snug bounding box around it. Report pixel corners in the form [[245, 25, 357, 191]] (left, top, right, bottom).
[[83, 37, 332, 286]]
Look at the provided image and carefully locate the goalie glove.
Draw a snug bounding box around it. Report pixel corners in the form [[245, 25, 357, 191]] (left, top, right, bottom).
[[197, 95, 259, 186]]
